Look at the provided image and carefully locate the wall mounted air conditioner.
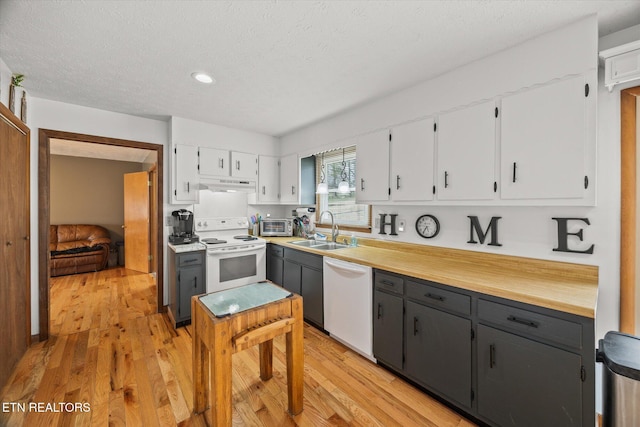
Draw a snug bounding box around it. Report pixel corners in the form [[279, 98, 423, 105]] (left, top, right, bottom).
[[599, 40, 640, 92]]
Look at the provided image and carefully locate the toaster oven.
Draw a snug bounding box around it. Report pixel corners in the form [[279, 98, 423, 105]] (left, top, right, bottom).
[[260, 218, 293, 236]]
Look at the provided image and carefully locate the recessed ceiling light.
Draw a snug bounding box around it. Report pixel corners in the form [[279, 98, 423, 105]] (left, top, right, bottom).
[[191, 72, 214, 84]]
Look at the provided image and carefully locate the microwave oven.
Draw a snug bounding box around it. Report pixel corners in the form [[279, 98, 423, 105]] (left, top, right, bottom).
[[260, 218, 293, 236]]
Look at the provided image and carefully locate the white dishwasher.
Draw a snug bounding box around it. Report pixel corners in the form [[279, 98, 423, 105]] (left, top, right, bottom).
[[323, 257, 375, 361]]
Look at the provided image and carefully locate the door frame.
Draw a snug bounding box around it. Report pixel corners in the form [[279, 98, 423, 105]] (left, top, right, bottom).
[[620, 86, 640, 335], [38, 129, 164, 341]]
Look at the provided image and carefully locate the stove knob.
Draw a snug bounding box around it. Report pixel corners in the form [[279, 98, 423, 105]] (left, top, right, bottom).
[[203, 221, 208, 227], [197, 221, 202, 227]]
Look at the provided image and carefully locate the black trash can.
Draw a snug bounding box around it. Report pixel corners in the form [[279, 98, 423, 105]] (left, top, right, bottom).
[[596, 331, 640, 427]]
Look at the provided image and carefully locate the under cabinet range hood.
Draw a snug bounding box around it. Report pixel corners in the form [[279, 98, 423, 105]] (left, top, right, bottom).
[[199, 178, 256, 193]]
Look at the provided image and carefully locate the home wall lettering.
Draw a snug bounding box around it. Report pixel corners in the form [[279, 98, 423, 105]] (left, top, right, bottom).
[[552, 217, 595, 254], [467, 216, 502, 247], [377, 213, 594, 255]]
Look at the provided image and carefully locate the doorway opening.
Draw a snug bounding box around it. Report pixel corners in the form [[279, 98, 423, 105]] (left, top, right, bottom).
[[38, 129, 164, 341], [620, 85, 640, 335]]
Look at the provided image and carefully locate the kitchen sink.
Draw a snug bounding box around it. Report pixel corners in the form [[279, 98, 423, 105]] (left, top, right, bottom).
[[289, 240, 349, 250]]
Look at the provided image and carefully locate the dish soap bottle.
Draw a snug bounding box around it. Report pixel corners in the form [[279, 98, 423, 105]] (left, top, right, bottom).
[[350, 232, 357, 247]]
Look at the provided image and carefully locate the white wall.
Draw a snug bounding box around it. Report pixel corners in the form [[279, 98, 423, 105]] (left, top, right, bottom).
[[27, 97, 169, 334]]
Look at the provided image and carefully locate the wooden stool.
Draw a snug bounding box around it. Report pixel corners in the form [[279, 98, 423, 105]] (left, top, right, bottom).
[[192, 283, 304, 426]]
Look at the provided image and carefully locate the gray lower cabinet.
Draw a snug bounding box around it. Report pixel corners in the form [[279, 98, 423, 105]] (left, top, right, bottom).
[[373, 289, 404, 370], [405, 300, 472, 409], [266, 244, 284, 285], [168, 247, 206, 327], [281, 247, 323, 328], [477, 324, 582, 427], [372, 268, 594, 427]]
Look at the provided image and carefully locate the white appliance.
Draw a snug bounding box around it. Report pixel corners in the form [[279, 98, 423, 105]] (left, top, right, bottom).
[[199, 177, 257, 193], [195, 216, 266, 293], [323, 257, 374, 361]]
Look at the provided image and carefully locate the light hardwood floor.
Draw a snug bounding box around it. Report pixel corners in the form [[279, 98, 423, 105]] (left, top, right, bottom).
[[1, 268, 476, 426]]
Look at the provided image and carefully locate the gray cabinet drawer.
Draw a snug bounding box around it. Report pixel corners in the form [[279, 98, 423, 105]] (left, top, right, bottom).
[[478, 299, 582, 349], [178, 252, 204, 267], [283, 247, 323, 270], [406, 280, 471, 316], [374, 271, 404, 295], [268, 244, 284, 258]]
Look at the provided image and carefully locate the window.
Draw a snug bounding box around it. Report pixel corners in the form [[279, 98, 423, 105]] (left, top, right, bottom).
[[316, 146, 371, 231]]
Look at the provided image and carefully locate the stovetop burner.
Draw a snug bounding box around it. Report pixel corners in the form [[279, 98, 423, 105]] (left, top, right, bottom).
[[202, 238, 227, 245], [234, 235, 257, 241]]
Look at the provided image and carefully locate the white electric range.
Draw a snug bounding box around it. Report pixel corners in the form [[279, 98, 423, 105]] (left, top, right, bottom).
[[194, 216, 266, 294]]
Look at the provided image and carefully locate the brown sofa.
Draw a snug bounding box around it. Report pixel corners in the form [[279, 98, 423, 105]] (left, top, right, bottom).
[[50, 225, 111, 277]]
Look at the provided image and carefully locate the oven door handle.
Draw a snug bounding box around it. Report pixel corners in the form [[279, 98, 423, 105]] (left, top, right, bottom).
[[208, 244, 266, 254]]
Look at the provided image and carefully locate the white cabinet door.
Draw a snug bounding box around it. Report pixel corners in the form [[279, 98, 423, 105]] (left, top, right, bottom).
[[390, 118, 435, 201], [258, 155, 280, 203], [501, 76, 588, 200], [172, 144, 199, 203], [199, 147, 229, 177], [231, 151, 258, 179], [437, 101, 496, 200], [356, 129, 390, 203], [279, 154, 299, 204]]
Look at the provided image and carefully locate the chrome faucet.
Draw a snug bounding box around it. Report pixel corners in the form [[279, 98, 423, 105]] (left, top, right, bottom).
[[319, 210, 339, 242]]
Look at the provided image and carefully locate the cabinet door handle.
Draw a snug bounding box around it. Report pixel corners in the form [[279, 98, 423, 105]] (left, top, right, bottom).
[[361, 178, 365, 191], [413, 317, 418, 336], [262, 186, 266, 195], [187, 181, 190, 193], [236, 160, 240, 170], [219, 158, 224, 169], [425, 293, 445, 302], [444, 171, 449, 188], [291, 185, 295, 195], [489, 344, 496, 368], [194, 276, 197, 289], [381, 280, 395, 288], [396, 175, 400, 190], [377, 303, 382, 319], [507, 315, 539, 328], [512, 162, 517, 183]]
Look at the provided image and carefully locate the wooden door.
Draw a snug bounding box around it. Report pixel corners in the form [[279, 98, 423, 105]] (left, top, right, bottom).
[[124, 171, 150, 273], [0, 103, 30, 389]]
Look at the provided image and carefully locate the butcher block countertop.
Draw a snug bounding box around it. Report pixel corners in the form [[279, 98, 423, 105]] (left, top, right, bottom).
[[265, 236, 598, 319]]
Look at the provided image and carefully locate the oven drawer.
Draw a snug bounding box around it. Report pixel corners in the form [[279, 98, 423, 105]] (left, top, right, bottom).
[[179, 252, 204, 267]]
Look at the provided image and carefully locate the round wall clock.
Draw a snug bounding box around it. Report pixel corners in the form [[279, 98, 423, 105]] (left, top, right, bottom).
[[415, 214, 440, 238]]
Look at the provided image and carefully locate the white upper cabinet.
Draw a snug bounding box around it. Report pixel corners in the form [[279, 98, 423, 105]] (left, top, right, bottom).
[[258, 155, 280, 203], [500, 76, 590, 200], [279, 154, 299, 204], [199, 147, 229, 177], [437, 101, 497, 201], [172, 144, 199, 204], [231, 151, 258, 179], [390, 118, 435, 202], [356, 129, 391, 203]]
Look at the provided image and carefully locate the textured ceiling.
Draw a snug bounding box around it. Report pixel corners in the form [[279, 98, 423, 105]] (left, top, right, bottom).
[[1, 1, 639, 137]]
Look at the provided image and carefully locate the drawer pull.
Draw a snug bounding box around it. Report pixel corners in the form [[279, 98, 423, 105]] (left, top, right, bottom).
[[425, 293, 445, 302], [507, 315, 538, 328], [381, 280, 396, 288], [489, 344, 496, 368], [183, 258, 198, 264], [413, 317, 419, 336], [377, 303, 383, 319]]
